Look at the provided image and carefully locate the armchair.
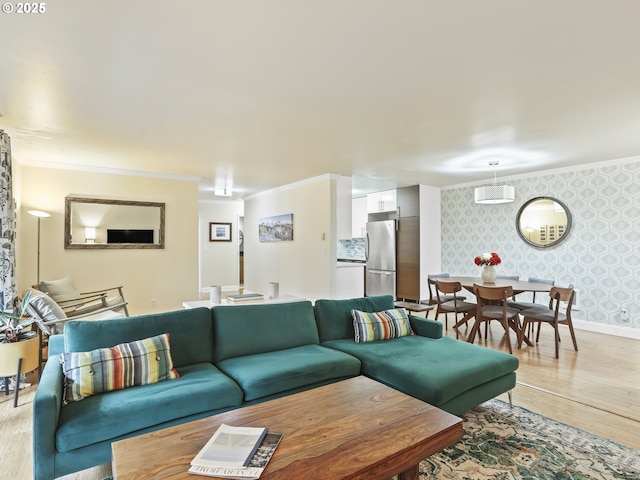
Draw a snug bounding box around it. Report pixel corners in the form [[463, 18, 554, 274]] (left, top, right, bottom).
[[25, 282, 128, 375], [34, 275, 129, 318]]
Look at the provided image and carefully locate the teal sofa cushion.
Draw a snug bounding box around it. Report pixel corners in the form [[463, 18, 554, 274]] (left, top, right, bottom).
[[322, 336, 519, 407], [212, 301, 319, 362], [63, 307, 213, 368], [216, 344, 361, 401], [314, 295, 396, 342], [56, 362, 243, 452]]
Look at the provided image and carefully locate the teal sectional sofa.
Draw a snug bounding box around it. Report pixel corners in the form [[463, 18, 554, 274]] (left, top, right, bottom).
[[33, 295, 518, 480]]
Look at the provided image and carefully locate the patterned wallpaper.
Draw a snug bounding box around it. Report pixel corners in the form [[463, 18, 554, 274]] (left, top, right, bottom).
[[441, 158, 640, 331]]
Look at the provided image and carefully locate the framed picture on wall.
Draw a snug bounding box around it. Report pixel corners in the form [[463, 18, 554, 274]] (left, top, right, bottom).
[[258, 214, 293, 242], [209, 222, 232, 242]]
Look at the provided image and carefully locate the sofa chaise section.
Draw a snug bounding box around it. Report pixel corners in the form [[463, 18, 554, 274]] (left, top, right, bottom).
[[313, 295, 519, 416]]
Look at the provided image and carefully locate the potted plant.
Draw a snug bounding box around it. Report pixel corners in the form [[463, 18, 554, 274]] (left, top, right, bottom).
[[0, 291, 40, 405], [0, 290, 36, 343]]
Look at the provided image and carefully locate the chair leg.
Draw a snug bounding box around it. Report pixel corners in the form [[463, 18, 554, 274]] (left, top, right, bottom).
[[517, 320, 527, 349], [508, 390, 513, 408], [567, 319, 579, 351], [554, 323, 560, 359], [502, 318, 513, 354]]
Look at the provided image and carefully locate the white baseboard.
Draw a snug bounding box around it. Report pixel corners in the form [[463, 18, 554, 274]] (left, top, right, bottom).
[[573, 319, 640, 340]]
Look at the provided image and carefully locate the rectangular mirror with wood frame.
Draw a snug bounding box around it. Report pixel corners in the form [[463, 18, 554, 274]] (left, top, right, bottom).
[[64, 197, 165, 249]]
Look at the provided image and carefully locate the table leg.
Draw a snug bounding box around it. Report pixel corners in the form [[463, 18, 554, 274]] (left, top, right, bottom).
[[511, 318, 533, 347], [451, 312, 472, 330], [397, 463, 419, 480], [466, 318, 482, 344]]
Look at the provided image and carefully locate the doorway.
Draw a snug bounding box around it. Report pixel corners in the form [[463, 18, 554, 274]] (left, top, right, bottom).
[[238, 216, 244, 286]]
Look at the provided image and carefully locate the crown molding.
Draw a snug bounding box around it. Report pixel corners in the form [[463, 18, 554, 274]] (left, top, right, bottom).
[[17, 159, 201, 183], [442, 155, 640, 190]]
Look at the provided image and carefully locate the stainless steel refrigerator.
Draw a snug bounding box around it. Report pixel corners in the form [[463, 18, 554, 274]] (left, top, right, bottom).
[[365, 219, 396, 297]]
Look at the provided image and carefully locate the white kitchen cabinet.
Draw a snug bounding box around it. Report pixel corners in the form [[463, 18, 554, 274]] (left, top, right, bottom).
[[336, 175, 352, 240], [367, 189, 397, 213], [335, 262, 365, 299], [352, 197, 368, 238]]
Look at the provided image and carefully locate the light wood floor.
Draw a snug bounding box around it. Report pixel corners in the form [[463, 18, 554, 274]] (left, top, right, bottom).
[[2, 315, 638, 480], [432, 310, 640, 450]]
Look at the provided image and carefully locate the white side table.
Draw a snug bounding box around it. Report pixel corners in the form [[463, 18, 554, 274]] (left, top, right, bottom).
[[182, 294, 305, 309]]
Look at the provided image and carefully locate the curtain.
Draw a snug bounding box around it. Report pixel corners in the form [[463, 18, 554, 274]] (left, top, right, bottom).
[[0, 129, 17, 312]]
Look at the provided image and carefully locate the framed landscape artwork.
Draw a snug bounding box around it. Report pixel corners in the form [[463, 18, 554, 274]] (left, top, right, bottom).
[[258, 214, 293, 242], [209, 222, 232, 242]]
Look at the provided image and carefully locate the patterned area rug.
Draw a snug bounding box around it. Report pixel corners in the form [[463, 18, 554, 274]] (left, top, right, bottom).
[[421, 399, 640, 480]]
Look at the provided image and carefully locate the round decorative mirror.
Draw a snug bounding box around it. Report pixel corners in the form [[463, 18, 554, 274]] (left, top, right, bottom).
[[516, 197, 571, 248]]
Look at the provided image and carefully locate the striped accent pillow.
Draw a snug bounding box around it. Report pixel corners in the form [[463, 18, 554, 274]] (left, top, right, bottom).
[[59, 333, 180, 404], [351, 308, 413, 343]]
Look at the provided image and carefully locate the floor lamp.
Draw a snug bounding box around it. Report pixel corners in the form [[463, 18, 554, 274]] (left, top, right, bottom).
[[27, 210, 51, 283]]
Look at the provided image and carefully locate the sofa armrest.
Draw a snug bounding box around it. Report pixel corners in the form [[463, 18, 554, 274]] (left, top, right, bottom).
[[33, 355, 64, 480], [48, 334, 64, 357], [409, 315, 443, 339]]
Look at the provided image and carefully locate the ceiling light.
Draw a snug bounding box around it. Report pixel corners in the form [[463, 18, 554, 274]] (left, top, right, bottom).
[[214, 188, 232, 197], [474, 161, 515, 204]]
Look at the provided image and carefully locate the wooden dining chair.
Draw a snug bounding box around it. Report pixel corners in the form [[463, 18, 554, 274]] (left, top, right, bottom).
[[518, 286, 578, 359], [472, 284, 521, 354], [427, 273, 466, 306], [496, 275, 519, 303], [496, 275, 519, 280], [508, 277, 555, 311], [508, 277, 556, 338], [434, 280, 477, 338]]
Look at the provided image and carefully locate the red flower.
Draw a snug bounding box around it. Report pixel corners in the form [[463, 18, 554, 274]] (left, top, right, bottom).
[[474, 252, 501, 266]]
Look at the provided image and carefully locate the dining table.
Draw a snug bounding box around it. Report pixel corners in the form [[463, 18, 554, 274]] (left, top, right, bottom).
[[444, 276, 555, 295], [440, 276, 554, 347]]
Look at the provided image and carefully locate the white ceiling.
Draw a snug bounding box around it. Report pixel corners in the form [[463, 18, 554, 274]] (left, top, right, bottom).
[[2, 1, 639, 199]]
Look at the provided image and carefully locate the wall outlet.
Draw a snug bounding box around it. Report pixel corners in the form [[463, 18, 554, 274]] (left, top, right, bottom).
[[620, 307, 629, 324], [151, 298, 157, 307]]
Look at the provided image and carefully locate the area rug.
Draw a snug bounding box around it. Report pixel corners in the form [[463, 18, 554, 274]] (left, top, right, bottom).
[[420, 399, 640, 480]]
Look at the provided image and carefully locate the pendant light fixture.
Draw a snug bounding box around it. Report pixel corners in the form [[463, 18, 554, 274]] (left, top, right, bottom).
[[474, 161, 515, 204]]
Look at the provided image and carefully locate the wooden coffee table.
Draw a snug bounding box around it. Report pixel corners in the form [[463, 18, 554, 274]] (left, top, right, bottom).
[[112, 376, 462, 480]]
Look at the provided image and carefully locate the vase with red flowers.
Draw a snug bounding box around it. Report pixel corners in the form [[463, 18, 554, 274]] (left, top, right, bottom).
[[474, 252, 501, 283]]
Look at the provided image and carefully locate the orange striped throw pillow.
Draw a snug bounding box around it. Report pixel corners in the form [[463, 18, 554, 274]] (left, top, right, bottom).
[[59, 333, 179, 403], [351, 308, 413, 343]]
